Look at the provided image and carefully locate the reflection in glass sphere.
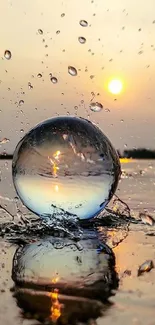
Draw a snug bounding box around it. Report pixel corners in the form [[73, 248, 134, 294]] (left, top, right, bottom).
[[12, 232, 118, 323], [12, 116, 121, 220]]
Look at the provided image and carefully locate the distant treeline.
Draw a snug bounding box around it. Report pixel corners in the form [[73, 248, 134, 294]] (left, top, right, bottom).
[[118, 148, 155, 159], [0, 154, 13, 159]]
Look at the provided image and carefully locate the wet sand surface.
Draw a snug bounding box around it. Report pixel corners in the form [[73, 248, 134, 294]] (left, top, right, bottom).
[[99, 226, 155, 325], [1, 223, 155, 325]]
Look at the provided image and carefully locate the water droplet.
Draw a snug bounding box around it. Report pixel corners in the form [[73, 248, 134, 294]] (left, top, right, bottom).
[[28, 82, 33, 90], [79, 20, 88, 27], [20, 129, 24, 133], [90, 102, 103, 112], [4, 50, 11, 60], [68, 66, 77, 76], [19, 100, 24, 106], [139, 212, 155, 226], [0, 138, 10, 145], [138, 260, 154, 276], [78, 36, 86, 44], [61, 13, 65, 17], [12, 116, 120, 220], [50, 77, 58, 84], [37, 73, 42, 78], [38, 29, 43, 35]]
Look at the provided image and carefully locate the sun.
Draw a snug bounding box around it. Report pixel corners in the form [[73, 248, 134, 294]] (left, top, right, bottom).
[[108, 79, 123, 95]]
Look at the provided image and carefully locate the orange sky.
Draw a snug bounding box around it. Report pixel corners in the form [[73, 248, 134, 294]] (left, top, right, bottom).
[[0, 0, 155, 152]]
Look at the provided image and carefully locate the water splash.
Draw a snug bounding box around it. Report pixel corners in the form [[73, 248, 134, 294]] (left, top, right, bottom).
[[0, 195, 133, 248]]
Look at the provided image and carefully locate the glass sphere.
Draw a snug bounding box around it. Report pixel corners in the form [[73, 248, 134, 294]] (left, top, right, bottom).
[[12, 116, 121, 220]]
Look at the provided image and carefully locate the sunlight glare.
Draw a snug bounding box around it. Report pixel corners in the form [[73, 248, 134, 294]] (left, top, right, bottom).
[[108, 79, 123, 95]]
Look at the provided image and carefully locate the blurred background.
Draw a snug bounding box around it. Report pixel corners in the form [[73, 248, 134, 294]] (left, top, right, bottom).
[[0, 0, 155, 156]]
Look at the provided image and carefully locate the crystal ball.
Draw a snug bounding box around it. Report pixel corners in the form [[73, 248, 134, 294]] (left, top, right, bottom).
[[12, 116, 121, 220]]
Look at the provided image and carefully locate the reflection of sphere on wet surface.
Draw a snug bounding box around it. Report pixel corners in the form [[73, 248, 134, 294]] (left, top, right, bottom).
[[12, 232, 118, 323], [12, 116, 121, 220]]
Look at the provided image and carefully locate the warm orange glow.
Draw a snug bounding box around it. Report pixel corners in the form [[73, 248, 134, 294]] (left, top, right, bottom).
[[53, 150, 61, 160], [120, 158, 133, 163], [48, 151, 61, 177], [49, 158, 59, 177], [112, 203, 119, 213], [51, 276, 60, 284], [108, 79, 123, 95], [49, 289, 61, 322], [54, 185, 59, 192]]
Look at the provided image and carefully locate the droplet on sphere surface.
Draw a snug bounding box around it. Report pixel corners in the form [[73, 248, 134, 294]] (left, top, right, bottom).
[[4, 50, 12, 60], [90, 102, 103, 112], [0, 138, 10, 145], [79, 20, 88, 27], [78, 36, 86, 44], [68, 66, 77, 76], [12, 116, 121, 220]]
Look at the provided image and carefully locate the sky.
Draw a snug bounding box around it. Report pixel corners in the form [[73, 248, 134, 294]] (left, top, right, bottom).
[[0, 0, 155, 153]]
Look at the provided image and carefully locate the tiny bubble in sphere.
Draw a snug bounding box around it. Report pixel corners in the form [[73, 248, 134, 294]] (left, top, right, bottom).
[[12, 116, 121, 220]]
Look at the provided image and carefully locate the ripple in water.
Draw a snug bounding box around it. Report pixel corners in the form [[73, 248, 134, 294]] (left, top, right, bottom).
[[12, 116, 121, 221]]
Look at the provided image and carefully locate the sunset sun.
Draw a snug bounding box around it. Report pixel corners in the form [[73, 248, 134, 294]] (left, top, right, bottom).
[[108, 79, 123, 95]]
